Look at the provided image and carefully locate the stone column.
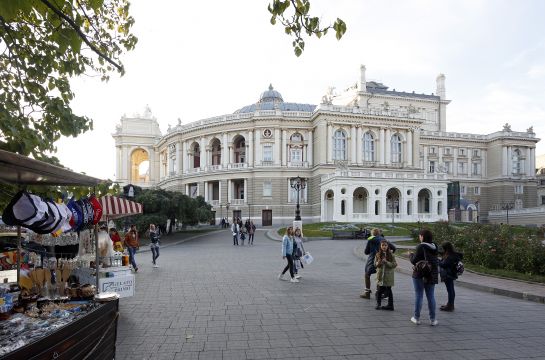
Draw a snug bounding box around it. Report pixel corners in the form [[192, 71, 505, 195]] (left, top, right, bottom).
[[351, 125, 357, 164], [248, 130, 253, 166], [423, 146, 428, 173], [275, 128, 281, 165], [222, 133, 228, 167], [229, 144, 234, 165], [482, 150, 487, 178], [227, 179, 232, 202], [407, 129, 413, 166], [307, 130, 313, 166], [327, 123, 333, 163], [468, 155, 472, 177], [356, 127, 363, 164], [182, 142, 188, 173], [204, 181, 209, 202], [244, 179, 247, 203], [255, 130, 261, 165], [379, 128, 385, 164], [282, 130, 287, 166], [531, 148, 536, 175], [502, 146, 508, 176], [413, 129, 420, 168], [385, 128, 391, 164], [200, 137, 206, 170], [507, 146, 512, 176], [453, 149, 458, 176], [177, 141, 183, 174], [526, 147, 532, 175]]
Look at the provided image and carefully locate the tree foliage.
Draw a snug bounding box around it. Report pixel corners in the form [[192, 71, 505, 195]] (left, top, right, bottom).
[[0, 0, 137, 162], [133, 189, 213, 233], [268, 0, 346, 57]]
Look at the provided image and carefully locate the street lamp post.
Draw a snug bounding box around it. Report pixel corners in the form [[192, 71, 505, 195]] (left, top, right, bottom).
[[387, 197, 399, 225], [290, 176, 306, 221], [502, 203, 514, 225], [226, 202, 230, 223]]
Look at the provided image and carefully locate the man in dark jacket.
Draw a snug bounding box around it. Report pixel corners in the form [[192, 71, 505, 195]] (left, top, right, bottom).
[[409, 229, 439, 326]]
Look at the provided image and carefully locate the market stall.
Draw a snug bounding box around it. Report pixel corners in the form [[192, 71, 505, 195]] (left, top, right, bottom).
[[0, 149, 120, 359]]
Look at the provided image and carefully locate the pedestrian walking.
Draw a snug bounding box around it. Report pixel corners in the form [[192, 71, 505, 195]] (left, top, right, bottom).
[[240, 219, 247, 246], [220, 218, 225, 228], [124, 224, 140, 272], [248, 221, 256, 245], [231, 220, 239, 245], [409, 229, 439, 326], [293, 227, 305, 279], [149, 224, 160, 268], [278, 227, 298, 283], [374, 239, 397, 310], [438, 241, 463, 312]]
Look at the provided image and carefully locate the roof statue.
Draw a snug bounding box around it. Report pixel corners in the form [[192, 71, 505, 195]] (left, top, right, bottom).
[[527, 126, 534, 134], [143, 104, 152, 118], [177, 118, 182, 126], [503, 123, 512, 132]]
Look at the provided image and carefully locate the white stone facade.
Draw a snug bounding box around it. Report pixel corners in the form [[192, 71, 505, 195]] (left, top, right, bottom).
[[113, 66, 540, 225]]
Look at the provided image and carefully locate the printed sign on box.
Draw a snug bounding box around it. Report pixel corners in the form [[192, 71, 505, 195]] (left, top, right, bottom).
[[99, 275, 135, 298]]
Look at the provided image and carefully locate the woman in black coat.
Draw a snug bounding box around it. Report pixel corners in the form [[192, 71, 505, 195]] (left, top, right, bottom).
[[409, 229, 439, 326], [438, 242, 463, 312]]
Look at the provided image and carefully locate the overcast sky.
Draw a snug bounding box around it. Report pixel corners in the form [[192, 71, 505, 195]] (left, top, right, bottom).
[[55, 0, 545, 180]]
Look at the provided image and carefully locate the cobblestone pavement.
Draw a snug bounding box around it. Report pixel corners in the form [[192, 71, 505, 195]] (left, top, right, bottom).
[[115, 229, 545, 360]]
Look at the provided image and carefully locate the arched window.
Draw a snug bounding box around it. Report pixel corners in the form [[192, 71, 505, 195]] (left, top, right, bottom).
[[333, 130, 347, 160], [391, 134, 402, 163], [363, 132, 375, 162]]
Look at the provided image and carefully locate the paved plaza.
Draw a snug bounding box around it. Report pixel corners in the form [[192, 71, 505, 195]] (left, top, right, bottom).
[[115, 230, 545, 360]]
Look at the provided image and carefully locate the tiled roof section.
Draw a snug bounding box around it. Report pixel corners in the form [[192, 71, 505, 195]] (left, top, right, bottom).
[[235, 102, 316, 114], [366, 81, 440, 100]]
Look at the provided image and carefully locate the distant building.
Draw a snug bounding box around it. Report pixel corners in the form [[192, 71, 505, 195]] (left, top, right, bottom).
[[113, 66, 540, 225]]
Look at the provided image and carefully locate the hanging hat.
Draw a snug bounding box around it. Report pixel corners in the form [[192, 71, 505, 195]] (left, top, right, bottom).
[[81, 197, 94, 229], [76, 199, 89, 231], [2, 191, 47, 227], [89, 195, 103, 225], [67, 198, 83, 231]]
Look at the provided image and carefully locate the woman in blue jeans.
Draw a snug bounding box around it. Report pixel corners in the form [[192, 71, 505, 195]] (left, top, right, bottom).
[[409, 229, 439, 326]]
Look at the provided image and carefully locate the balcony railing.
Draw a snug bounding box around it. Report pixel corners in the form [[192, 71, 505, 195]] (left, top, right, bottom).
[[230, 199, 244, 205], [186, 167, 200, 174], [352, 213, 369, 219], [230, 163, 247, 169], [260, 161, 275, 167], [287, 161, 309, 168], [208, 164, 222, 171], [209, 200, 220, 207]]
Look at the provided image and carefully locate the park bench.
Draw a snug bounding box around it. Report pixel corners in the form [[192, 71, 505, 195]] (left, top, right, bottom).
[[331, 230, 355, 239]]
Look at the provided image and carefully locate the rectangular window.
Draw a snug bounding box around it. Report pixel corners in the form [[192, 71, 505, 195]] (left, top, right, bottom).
[[263, 181, 272, 197], [472, 162, 481, 175], [458, 162, 466, 174], [541, 196, 545, 205], [429, 147, 436, 154], [541, 179, 545, 186], [460, 185, 466, 195], [473, 149, 480, 157], [444, 147, 451, 155], [515, 185, 524, 194], [429, 161, 435, 173], [474, 186, 480, 195], [459, 148, 465, 156], [290, 148, 302, 163], [263, 145, 273, 162]]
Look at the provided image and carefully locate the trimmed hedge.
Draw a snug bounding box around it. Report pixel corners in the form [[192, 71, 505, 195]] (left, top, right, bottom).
[[419, 222, 545, 276]]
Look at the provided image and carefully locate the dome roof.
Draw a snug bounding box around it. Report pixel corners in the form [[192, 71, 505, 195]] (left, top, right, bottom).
[[259, 84, 283, 103], [234, 84, 316, 114]]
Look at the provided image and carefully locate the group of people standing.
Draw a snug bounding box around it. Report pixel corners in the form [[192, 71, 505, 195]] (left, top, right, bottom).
[[360, 228, 463, 326], [231, 218, 256, 246], [278, 227, 306, 283], [107, 223, 162, 272]]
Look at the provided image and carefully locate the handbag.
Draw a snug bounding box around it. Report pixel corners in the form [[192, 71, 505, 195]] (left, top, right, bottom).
[[302, 252, 314, 265]]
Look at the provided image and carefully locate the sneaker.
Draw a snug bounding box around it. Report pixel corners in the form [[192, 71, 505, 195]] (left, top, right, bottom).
[[359, 291, 371, 299], [134, 267, 138, 273], [381, 305, 394, 311], [294, 275, 302, 279], [153, 264, 159, 268], [375, 305, 382, 310], [290, 277, 299, 283], [278, 274, 286, 280], [430, 319, 439, 326], [410, 317, 421, 325]]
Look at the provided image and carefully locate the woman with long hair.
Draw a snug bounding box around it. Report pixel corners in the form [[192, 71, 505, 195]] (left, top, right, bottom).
[[278, 227, 298, 283]]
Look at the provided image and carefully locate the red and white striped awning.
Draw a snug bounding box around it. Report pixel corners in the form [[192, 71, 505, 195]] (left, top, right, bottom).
[[99, 195, 143, 220]]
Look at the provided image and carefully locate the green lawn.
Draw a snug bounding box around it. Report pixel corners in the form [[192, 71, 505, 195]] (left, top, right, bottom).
[[278, 222, 432, 238]]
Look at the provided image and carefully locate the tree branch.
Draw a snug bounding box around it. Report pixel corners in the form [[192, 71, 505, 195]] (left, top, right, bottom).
[[39, 0, 123, 72]]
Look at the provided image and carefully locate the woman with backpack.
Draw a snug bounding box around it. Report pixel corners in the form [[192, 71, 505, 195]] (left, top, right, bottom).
[[439, 242, 464, 312], [409, 229, 439, 326]]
